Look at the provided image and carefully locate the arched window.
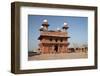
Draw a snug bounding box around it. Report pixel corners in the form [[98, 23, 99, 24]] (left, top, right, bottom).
[[60, 39, 63, 42], [55, 39, 58, 42], [49, 38, 52, 41]]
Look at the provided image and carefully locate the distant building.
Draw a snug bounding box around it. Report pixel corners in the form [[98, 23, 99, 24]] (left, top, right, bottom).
[[38, 19, 70, 54]]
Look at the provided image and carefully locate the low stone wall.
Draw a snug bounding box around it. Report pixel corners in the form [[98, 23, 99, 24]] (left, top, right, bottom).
[[68, 47, 88, 53]]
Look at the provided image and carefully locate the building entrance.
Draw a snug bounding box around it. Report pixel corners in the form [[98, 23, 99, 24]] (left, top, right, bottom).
[[54, 45, 58, 53]]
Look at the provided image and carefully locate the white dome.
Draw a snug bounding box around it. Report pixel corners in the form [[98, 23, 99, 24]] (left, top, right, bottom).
[[43, 19, 48, 22], [40, 26, 43, 28], [64, 22, 68, 26], [57, 27, 60, 30]]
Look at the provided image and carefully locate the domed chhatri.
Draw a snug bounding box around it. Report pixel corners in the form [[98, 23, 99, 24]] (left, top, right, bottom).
[[62, 22, 69, 32], [41, 19, 49, 31]]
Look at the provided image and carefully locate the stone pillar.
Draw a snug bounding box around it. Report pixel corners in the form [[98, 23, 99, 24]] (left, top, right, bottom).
[[63, 45, 66, 53], [42, 46, 44, 54], [48, 45, 50, 54], [49, 45, 52, 54], [52, 45, 54, 54], [46, 45, 48, 54], [59, 45, 60, 53], [58, 45, 61, 53], [43, 46, 45, 54], [63, 46, 65, 53], [48, 45, 50, 53]]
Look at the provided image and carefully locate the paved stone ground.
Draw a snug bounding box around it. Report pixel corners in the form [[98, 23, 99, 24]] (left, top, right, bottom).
[[28, 52, 88, 61]]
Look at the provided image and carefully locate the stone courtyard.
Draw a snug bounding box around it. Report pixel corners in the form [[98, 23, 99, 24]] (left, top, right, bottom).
[[28, 52, 88, 60]]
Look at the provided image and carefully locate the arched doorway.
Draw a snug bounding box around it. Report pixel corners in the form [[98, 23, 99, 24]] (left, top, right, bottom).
[[54, 45, 58, 53]]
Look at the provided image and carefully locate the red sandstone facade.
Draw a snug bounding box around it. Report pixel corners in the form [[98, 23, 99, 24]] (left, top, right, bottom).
[[38, 20, 70, 54]]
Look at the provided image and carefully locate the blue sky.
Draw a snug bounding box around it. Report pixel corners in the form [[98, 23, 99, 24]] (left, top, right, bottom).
[[28, 15, 88, 51]]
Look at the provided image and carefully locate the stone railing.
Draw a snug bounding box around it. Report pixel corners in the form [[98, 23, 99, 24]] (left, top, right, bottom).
[[40, 31, 68, 37], [40, 41, 69, 45]]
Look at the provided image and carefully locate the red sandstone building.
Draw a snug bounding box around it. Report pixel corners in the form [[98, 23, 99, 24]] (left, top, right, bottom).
[[38, 20, 70, 54]]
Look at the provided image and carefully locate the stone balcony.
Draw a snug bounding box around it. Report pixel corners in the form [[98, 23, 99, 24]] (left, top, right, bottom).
[[40, 31, 68, 37], [40, 41, 70, 45]]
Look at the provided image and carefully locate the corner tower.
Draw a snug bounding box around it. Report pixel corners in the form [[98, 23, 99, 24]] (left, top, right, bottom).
[[62, 22, 69, 32], [41, 19, 49, 31]]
